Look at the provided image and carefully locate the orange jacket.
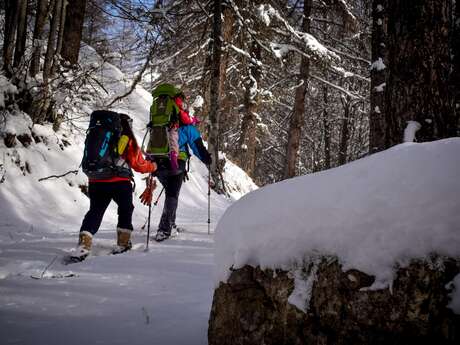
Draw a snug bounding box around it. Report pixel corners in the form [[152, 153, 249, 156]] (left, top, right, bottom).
[[89, 138, 156, 183]]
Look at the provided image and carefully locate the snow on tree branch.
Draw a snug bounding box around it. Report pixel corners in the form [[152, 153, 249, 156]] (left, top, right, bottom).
[[404, 121, 421, 143], [332, 66, 370, 83], [310, 74, 364, 100], [257, 4, 340, 65]]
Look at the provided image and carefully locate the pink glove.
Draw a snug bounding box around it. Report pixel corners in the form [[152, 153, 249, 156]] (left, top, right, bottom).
[[192, 116, 201, 125]]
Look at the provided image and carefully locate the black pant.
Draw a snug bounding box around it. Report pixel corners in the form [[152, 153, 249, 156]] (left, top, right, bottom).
[[157, 162, 185, 234], [80, 181, 134, 235]]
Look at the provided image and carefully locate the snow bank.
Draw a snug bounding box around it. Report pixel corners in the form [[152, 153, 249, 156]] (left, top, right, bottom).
[[221, 156, 258, 200], [0, 119, 89, 231], [215, 139, 460, 287]]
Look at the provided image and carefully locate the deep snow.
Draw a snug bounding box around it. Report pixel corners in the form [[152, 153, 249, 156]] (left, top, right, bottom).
[[0, 153, 249, 345]]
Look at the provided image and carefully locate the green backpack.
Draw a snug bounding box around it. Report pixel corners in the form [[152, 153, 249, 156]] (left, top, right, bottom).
[[147, 83, 182, 158]]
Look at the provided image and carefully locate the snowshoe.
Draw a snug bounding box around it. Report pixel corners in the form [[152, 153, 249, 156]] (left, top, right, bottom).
[[64, 231, 92, 264], [172, 224, 186, 233], [111, 244, 132, 255], [154, 231, 170, 242], [63, 251, 89, 265]]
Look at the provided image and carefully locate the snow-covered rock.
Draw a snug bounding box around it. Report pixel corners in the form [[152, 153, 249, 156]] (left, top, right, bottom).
[[215, 138, 460, 286], [210, 138, 460, 344]]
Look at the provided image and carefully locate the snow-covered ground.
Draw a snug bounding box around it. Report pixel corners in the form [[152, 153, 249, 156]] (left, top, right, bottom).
[[0, 156, 242, 345], [0, 48, 257, 345]]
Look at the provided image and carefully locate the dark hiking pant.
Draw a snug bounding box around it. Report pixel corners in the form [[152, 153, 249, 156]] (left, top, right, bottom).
[[157, 170, 184, 235], [80, 181, 134, 235]]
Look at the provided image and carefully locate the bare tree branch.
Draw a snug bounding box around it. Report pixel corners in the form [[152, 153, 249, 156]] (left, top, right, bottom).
[[38, 169, 79, 182]]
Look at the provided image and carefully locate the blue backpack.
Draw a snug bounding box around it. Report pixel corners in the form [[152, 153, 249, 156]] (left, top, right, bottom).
[[82, 110, 131, 179]]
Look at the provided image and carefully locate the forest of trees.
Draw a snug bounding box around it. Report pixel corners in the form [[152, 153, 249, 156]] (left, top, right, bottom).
[[1, 0, 459, 189]]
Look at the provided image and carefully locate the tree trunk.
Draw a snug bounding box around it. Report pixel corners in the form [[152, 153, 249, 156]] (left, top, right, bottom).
[[369, 0, 387, 153], [283, 0, 312, 179], [217, 5, 235, 137], [43, 0, 61, 82], [38, 0, 62, 124], [56, 0, 68, 56], [208, 0, 225, 193], [53, 0, 68, 73], [323, 86, 331, 170], [3, 0, 19, 77], [61, 0, 87, 64], [30, 0, 49, 77], [238, 41, 261, 177], [86, 16, 95, 46], [338, 97, 351, 166], [13, 0, 28, 69], [452, 0, 460, 134], [385, 0, 455, 147]]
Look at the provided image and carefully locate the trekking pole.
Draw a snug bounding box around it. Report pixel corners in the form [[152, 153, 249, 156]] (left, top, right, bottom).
[[144, 186, 165, 251], [145, 173, 154, 251], [146, 195, 152, 251], [208, 165, 211, 235], [154, 187, 165, 206], [141, 186, 164, 229]]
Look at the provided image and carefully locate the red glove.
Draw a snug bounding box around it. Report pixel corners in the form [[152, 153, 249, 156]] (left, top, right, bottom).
[[139, 176, 157, 205]]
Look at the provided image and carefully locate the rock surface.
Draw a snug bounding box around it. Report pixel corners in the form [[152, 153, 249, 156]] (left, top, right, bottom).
[[208, 257, 460, 345]]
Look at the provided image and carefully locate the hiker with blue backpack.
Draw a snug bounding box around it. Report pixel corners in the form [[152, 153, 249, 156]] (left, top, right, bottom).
[[72, 111, 157, 262], [142, 84, 211, 242]]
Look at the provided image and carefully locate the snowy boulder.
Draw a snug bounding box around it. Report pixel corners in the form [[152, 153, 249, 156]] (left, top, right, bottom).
[[209, 138, 460, 344], [1, 111, 33, 148]]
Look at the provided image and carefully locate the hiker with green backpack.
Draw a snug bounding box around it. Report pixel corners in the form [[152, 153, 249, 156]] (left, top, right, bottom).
[[143, 84, 211, 242]]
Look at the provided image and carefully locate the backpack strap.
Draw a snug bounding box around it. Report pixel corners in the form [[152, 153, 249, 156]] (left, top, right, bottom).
[[130, 175, 136, 193]]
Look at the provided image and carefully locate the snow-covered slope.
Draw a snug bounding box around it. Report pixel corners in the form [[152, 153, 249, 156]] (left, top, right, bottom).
[[0, 45, 256, 234], [0, 47, 256, 345], [215, 139, 460, 308]]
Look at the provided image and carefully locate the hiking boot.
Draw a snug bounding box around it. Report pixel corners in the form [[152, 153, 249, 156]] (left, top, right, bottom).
[[72, 231, 92, 260], [113, 228, 132, 254], [154, 230, 170, 242]]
